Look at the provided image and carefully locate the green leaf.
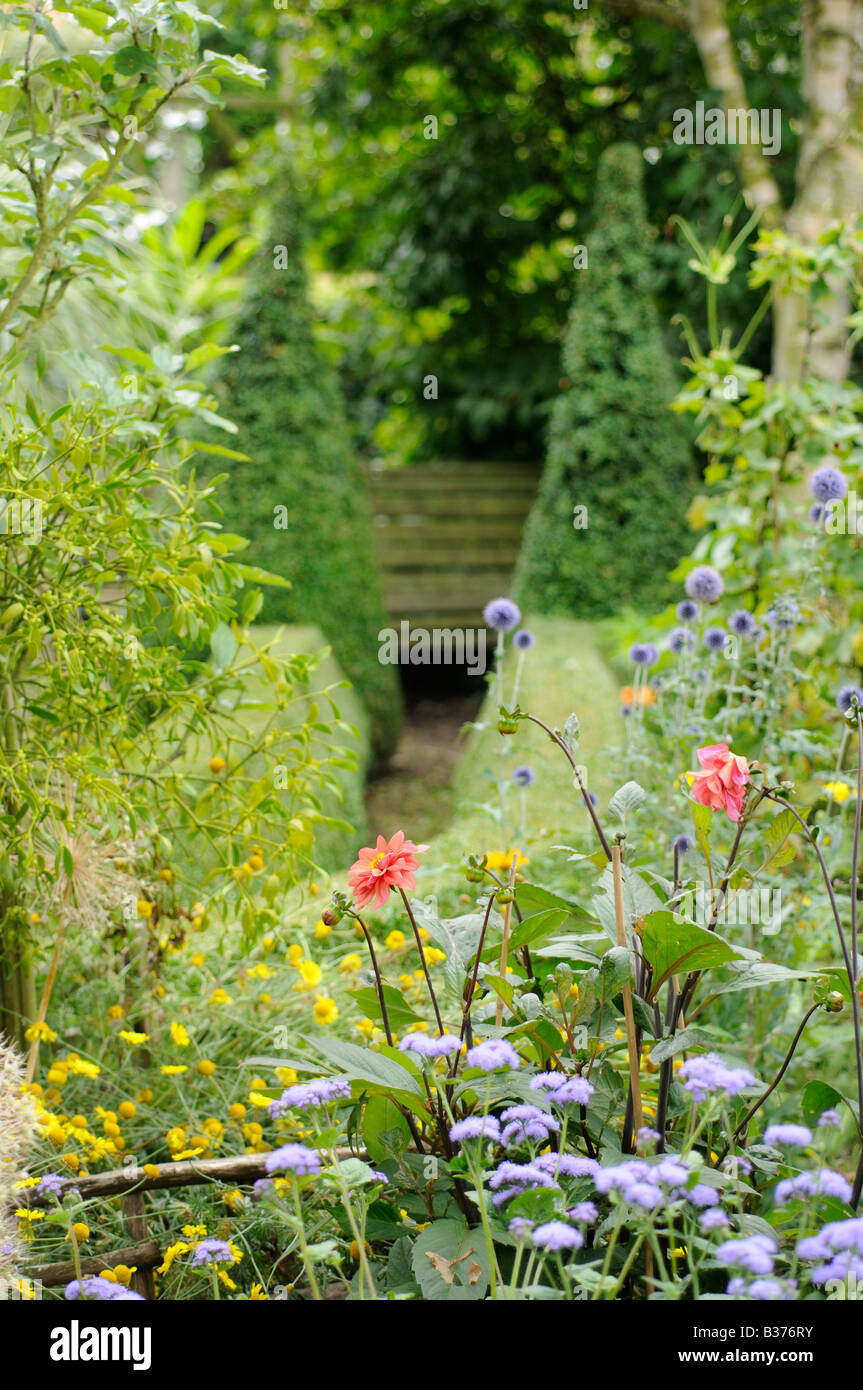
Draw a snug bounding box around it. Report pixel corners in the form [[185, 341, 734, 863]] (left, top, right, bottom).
[[691, 800, 712, 868], [650, 1026, 718, 1064], [705, 963, 816, 996], [349, 984, 425, 1033], [607, 780, 647, 821], [113, 46, 157, 76], [410, 1220, 490, 1301], [801, 1079, 859, 1127], [757, 808, 798, 872], [361, 1096, 412, 1162], [638, 910, 745, 1000], [301, 1034, 426, 1101]]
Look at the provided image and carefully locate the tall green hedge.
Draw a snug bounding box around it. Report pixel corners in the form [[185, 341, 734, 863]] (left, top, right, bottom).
[[514, 143, 696, 617], [210, 166, 401, 763]]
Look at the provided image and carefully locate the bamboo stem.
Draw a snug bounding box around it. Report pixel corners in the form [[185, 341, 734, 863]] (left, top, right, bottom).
[[612, 843, 643, 1143]]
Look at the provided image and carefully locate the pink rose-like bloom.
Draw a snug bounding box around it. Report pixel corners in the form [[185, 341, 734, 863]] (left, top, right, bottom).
[[689, 743, 750, 822], [348, 830, 429, 910]]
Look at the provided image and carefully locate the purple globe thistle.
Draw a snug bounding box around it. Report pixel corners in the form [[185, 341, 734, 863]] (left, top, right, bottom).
[[809, 501, 837, 526], [809, 465, 848, 502], [676, 599, 699, 622], [836, 685, 863, 714], [449, 1115, 502, 1144], [729, 609, 757, 637], [483, 597, 521, 632], [673, 833, 694, 855], [763, 1123, 812, 1149], [465, 1038, 520, 1071], [264, 1143, 322, 1176], [532, 1221, 584, 1252], [704, 626, 728, 652], [685, 566, 724, 603], [512, 765, 535, 787], [668, 627, 694, 654], [765, 598, 798, 630], [513, 629, 535, 650], [629, 642, 658, 667], [583, 789, 599, 808]]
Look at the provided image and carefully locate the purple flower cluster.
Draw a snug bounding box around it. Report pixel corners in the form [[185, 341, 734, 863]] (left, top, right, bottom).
[[729, 609, 757, 637], [818, 1108, 842, 1129], [65, 1277, 144, 1302], [836, 684, 863, 715], [483, 597, 521, 632], [762, 1123, 811, 1148], [728, 1276, 797, 1301], [669, 627, 695, 654], [488, 1161, 554, 1206], [677, 1052, 755, 1101], [35, 1172, 67, 1195], [500, 1104, 560, 1148], [677, 599, 699, 622], [685, 566, 724, 603], [809, 465, 847, 502], [629, 642, 658, 668], [715, 1234, 777, 1275], [531, 1221, 584, 1252], [797, 1218, 863, 1284], [264, 1143, 322, 1177], [512, 764, 536, 787], [775, 1168, 852, 1205], [536, 1153, 599, 1181], [400, 1032, 462, 1059], [449, 1115, 501, 1145], [704, 626, 728, 652], [465, 1039, 520, 1072], [529, 1072, 594, 1106], [191, 1239, 234, 1267], [268, 1077, 351, 1118]]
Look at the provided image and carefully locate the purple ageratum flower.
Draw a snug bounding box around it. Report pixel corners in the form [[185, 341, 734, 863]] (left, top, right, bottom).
[[513, 629, 535, 650], [465, 1039, 520, 1072], [677, 599, 699, 623], [532, 1221, 584, 1252], [818, 1108, 842, 1129], [636, 1126, 661, 1151], [264, 1143, 322, 1177], [685, 566, 724, 604], [677, 1052, 755, 1102], [535, 1153, 599, 1181], [530, 1071, 568, 1092], [488, 1161, 554, 1206], [654, 1158, 692, 1187], [704, 625, 728, 652], [483, 597, 521, 632], [715, 1234, 777, 1275], [369, 1170, 389, 1185], [728, 1276, 795, 1301], [35, 1173, 67, 1195], [669, 627, 694, 654], [508, 1217, 535, 1240], [268, 1077, 351, 1118], [700, 1208, 730, 1232], [809, 465, 848, 502], [568, 1201, 598, 1224], [552, 1077, 595, 1107], [449, 1115, 501, 1145], [629, 642, 658, 668], [502, 1114, 561, 1149], [763, 1123, 812, 1148], [776, 1167, 851, 1205], [65, 1277, 144, 1302], [191, 1239, 234, 1267], [629, 1182, 664, 1210], [729, 609, 757, 637], [400, 1032, 462, 1059], [836, 684, 863, 714], [688, 1184, 721, 1208], [512, 765, 535, 787], [594, 1160, 652, 1195]]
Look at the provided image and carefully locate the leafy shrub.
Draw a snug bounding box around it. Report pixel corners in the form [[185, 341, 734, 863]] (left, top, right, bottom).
[[515, 143, 697, 617], [209, 166, 402, 764]]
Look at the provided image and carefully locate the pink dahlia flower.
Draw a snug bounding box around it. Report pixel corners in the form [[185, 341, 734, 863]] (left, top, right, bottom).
[[348, 831, 429, 910], [689, 743, 750, 822]]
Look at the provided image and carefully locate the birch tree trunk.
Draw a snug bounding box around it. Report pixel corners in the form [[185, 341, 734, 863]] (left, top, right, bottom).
[[685, 0, 863, 383]]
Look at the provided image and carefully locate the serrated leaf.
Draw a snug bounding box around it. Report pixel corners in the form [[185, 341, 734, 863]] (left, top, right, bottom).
[[638, 910, 745, 1000]]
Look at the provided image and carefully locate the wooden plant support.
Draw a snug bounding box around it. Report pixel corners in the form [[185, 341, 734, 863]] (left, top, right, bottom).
[[611, 843, 644, 1139], [495, 857, 520, 1027]]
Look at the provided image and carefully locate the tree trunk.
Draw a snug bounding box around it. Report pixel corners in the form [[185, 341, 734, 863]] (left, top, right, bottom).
[[773, 0, 863, 382], [0, 900, 36, 1051]]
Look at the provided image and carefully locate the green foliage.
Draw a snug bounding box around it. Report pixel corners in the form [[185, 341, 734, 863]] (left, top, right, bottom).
[[208, 166, 401, 763], [514, 144, 697, 619]]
